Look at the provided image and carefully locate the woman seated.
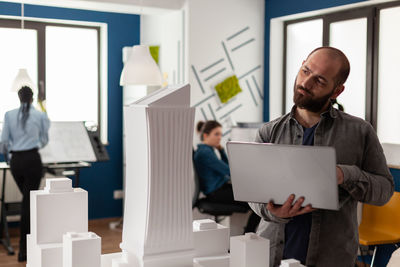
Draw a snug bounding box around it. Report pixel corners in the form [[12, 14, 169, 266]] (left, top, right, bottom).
[[193, 120, 259, 233]]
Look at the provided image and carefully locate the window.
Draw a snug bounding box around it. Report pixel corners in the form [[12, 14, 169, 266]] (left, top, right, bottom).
[[0, 19, 105, 142], [329, 17, 368, 119], [377, 6, 400, 144], [283, 1, 400, 143], [285, 19, 322, 113], [46, 26, 99, 123], [0, 27, 37, 121]]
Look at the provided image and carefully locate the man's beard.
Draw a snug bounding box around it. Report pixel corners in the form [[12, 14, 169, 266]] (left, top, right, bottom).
[[293, 82, 334, 113]]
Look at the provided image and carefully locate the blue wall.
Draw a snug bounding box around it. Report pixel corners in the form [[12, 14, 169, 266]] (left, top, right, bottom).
[[263, 1, 399, 265], [0, 1, 140, 219]]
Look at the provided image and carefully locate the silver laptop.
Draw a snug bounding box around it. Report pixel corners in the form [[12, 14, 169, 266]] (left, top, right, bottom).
[[226, 141, 339, 210]]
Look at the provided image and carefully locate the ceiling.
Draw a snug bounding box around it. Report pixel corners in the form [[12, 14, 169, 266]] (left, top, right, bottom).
[[6, 0, 187, 15]]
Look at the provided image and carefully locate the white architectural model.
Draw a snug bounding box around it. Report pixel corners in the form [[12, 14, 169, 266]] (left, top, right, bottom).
[[63, 232, 101, 267], [193, 255, 230, 267], [193, 219, 229, 257], [230, 233, 269, 267], [192, 219, 230, 267], [27, 178, 90, 267], [279, 259, 306, 267], [113, 84, 196, 267], [25, 85, 293, 267]]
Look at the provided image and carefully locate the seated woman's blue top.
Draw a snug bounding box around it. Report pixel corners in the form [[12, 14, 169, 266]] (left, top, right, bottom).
[[193, 144, 230, 195]]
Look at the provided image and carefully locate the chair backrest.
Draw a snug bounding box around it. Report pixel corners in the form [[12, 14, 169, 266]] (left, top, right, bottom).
[[192, 149, 201, 208], [360, 192, 400, 235], [0, 142, 9, 163]]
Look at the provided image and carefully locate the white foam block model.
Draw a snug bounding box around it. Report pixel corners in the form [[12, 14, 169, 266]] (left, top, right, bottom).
[[26, 234, 63, 267], [63, 232, 101, 267], [193, 219, 218, 231], [193, 254, 230, 267], [114, 84, 195, 267], [230, 233, 270, 267], [30, 178, 88, 244], [44, 178, 73, 193], [193, 219, 229, 257], [28, 178, 89, 267], [101, 252, 123, 267], [279, 259, 305, 267]]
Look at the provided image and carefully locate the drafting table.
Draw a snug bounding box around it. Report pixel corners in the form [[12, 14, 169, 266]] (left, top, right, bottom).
[[0, 161, 91, 255]]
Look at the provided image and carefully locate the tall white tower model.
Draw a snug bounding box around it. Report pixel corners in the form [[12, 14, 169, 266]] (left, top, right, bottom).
[[114, 84, 195, 267]]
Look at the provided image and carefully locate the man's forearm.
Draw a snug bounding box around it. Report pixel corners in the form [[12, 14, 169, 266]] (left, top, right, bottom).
[[338, 164, 394, 206], [248, 202, 290, 224]]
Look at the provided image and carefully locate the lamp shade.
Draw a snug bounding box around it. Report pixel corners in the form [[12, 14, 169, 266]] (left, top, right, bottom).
[[120, 45, 162, 86], [11, 68, 36, 92]]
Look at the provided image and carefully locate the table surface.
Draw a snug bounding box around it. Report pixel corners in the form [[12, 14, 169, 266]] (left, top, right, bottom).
[[0, 162, 9, 169], [0, 161, 91, 170]]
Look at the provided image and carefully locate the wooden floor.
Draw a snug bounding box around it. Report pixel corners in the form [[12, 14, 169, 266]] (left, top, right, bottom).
[[0, 217, 122, 267]]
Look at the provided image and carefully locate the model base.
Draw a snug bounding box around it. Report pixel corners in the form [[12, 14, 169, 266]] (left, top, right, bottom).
[[110, 250, 195, 267]]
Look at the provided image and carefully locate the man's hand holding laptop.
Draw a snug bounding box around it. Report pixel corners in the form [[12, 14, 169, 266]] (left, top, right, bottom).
[[266, 166, 344, 218], [266, 194, 315, 218]]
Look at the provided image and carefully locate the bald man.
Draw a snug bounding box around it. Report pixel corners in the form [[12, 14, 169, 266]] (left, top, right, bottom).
[[250, 47, 394, 267]]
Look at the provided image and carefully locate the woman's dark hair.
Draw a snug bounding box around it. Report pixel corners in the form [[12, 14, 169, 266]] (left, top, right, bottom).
[[18, 86, 33, 130], [197, 120, 222, 141]]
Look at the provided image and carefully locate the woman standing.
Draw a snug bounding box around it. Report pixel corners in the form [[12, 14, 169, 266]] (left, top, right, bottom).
[[1, 86, 50, 262], [194, 120, 260, 233]]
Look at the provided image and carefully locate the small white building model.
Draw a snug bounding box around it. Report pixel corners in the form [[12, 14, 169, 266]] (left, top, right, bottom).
[[193, 219, 229, 257], [230, 233, 269, 267], [63, 232, 101, 267], [193, 254, 230, 267], [114, 84, 196, 267], [279, 259, 305, 267], [27, 178, 89, 267]]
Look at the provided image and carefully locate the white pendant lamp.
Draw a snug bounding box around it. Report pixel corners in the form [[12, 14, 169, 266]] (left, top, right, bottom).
[[11, 3, 36, 92], [119, 45, 162, 86], [11, 68, 36, 92]]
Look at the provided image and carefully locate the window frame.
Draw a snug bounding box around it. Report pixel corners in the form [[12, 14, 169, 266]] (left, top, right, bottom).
[[282, 0, 400, 130], [0, 18, 104, 142]]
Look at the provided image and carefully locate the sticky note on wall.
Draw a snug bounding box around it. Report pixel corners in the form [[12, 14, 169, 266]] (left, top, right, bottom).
[[215, 75, 242, 103], [149, 46, 160, 64]]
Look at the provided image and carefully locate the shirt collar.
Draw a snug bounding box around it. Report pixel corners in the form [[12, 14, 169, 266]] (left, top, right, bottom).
[[322, 102, 338, 118]]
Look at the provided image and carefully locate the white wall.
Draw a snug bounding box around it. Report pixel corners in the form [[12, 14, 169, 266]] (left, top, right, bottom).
[[141, 0, 265, 140], [188, 0, 265, 139], [141, 10, 185, 87]]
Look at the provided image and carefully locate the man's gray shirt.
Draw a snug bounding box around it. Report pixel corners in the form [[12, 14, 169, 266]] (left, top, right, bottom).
[[249, 105, 394, 267]]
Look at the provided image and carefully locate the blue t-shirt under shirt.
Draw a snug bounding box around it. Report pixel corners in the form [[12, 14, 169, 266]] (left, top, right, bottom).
[[283, 123, 318, 264]]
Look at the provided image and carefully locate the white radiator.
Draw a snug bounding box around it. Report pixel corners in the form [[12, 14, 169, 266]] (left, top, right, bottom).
[[0, 170, 60, 221]]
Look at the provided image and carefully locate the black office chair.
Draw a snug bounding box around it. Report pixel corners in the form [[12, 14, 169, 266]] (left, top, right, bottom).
[[192, 151, 248, 223]]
